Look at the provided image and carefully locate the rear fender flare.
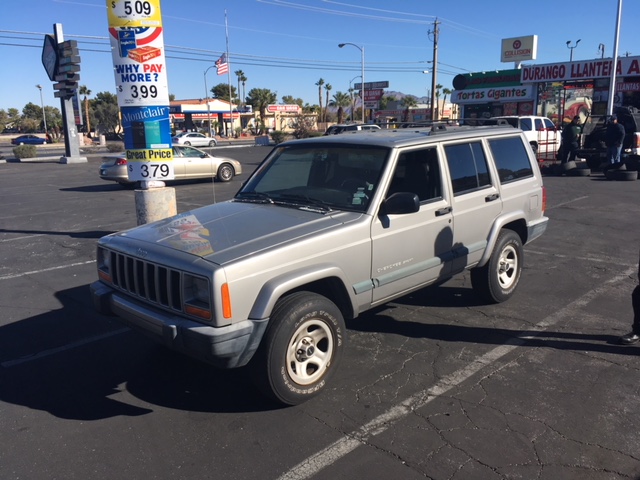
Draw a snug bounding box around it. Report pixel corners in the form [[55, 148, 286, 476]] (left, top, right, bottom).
[[477, 212, 527, 267]]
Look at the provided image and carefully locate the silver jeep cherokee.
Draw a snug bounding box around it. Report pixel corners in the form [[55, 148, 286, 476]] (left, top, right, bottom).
[[91, 125, 548, 405]]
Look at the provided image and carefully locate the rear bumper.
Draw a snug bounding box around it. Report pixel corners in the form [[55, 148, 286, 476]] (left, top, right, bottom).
[[91, 281, 268, 368], [527, 216, 549, 244]]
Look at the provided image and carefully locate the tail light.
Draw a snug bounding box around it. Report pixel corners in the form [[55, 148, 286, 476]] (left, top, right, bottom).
[[634, 132, 640, 149], [115, 158, 128, 166], [541, 186, 547, 213]]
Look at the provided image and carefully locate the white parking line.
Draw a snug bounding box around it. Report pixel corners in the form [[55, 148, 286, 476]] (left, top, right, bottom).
[[1, 328, 129, 368], [277, 266, 635, 480], [0, 260, 96, 281]]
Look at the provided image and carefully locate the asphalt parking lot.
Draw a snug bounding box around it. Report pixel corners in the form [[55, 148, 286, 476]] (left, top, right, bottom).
[[1, 146, 640, 480]]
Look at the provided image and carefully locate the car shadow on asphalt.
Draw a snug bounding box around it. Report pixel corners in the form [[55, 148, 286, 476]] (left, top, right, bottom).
[[348, 285, 638, 356], [0, 285, 284, 420]]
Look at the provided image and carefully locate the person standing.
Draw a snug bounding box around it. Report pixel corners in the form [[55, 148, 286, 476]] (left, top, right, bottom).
[[561, 115, 582, 163], [605, 114, 625, 166], [620, 247, 640, 345]]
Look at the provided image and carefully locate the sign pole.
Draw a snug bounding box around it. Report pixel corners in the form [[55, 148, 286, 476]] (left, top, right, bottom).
[[106, 0, 176, 224], [52, 23, 87, 164]]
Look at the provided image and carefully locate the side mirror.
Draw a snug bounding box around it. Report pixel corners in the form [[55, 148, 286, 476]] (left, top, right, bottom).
[[380, 192, 420, 215]]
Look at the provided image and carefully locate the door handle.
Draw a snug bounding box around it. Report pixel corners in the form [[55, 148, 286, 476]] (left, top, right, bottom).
[[435, 206, 452, 216], [485, 193, 500, 202]]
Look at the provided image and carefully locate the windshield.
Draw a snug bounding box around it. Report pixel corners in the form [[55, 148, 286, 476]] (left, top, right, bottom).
[[236, 144, 390, 212]]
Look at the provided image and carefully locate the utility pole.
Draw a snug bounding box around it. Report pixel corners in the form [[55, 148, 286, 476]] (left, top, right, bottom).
[[429, 19, 440, 122]]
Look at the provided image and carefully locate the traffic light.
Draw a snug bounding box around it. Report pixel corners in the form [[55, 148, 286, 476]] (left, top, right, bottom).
[[53, 40, 80, 99]]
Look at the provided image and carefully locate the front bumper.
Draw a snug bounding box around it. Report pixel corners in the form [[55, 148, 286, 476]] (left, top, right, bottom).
[[91, 281, 268, 369]]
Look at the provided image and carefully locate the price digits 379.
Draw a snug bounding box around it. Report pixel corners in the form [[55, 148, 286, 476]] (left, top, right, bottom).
[[130, 163, 170, 178]]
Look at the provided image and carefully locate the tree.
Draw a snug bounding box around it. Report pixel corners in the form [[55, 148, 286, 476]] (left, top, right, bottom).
[[92, 91, 121, 133], [329, 91, 350, 124], [434, 83, 443, 119], [79, 85, 92, 134], [315, 78, 325, 121], [246, 88, 277, 131], [234, 70, 245, 106], [211, 83, 237, 103], [401, 95, 418, 122], [282, 96, 304, 107], [441, 88, 452, 117], [379, 95, 396, 111], [323, 83, 332, 123]]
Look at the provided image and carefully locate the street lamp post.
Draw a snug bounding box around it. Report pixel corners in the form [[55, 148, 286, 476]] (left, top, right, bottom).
[[204, 66, 215, 137], [339, 43, 365, 123], [35, 84, 47, 135], [566, 39, 581, 62], [563, 40, 581, 123], [349, 75, 361, 122]]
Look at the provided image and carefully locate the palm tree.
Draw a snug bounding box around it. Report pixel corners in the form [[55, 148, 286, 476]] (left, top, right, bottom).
[[316, 78, 325, 121], [323, 83, 332, 123], [329, 91, 351, 124], [441, 88, 452, 118], [78, 85, 92, 135], [401, 95, 418, 122], [434, 83, 443, 120], [240, 73, 247, 107], [234, 70, 245, 106], [246, 88, 277, 132]]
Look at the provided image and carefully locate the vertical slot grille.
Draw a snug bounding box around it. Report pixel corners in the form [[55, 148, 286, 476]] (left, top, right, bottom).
[[109, 251, 183, 312]]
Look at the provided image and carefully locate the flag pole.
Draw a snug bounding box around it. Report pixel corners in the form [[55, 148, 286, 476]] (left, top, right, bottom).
[[224, 10, 234, 137]]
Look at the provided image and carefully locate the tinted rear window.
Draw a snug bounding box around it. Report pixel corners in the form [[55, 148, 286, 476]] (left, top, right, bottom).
[[488, 136, 533, 183]]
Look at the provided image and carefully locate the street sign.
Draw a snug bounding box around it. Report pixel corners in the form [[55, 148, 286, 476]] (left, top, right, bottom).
[[354, 81, 389, 90], [41, 34, 58, 81]]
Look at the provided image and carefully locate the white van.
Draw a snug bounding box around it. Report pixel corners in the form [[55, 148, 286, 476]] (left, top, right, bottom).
[[491, 116, 560, 156]]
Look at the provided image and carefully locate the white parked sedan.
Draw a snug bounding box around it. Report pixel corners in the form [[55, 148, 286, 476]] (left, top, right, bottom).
[[99, 145, 241, 188], [172, 132, 218, 147]]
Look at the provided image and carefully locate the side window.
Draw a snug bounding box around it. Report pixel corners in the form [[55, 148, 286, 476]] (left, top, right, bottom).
[[519, 118, 533, 131], [543, 118, 556, 130], [488, 136, 533, 183], [534, 119, 544, 131], [444, 142, 491, 195], [387, 148, 442, 202]]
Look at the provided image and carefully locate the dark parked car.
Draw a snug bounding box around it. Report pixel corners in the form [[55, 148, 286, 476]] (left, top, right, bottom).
[[11, 135, 47, 145]]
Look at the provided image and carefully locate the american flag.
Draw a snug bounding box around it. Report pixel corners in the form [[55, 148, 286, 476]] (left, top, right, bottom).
[[215, 53, 229, 75]]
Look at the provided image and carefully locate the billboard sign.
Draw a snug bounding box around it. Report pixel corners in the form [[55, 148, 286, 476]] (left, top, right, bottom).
[[501, 35, 538, 63]]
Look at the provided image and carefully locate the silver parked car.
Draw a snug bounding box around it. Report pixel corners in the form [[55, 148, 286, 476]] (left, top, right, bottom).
[[92, 124, 548, 405], [99, 145, 242, 187], [172, 131, 217, 147]]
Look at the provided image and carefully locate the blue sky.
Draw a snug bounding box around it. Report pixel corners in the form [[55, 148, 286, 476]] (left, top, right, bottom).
[[1, 0, 637, 112]]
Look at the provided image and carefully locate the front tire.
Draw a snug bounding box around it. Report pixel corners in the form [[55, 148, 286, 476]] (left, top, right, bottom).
[[471, 229, 523, 303], [216, 163, 234, 182], [251, 292, 345, 405]]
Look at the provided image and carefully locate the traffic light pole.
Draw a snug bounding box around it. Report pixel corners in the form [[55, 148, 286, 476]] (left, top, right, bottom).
[[52, 23, 86, 164]]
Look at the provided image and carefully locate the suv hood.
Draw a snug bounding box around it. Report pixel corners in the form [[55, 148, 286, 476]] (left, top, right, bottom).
[[109, 200, 362, 264]]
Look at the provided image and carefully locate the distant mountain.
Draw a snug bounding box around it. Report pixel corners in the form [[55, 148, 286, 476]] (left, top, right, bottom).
[[383, 91, 431, 104]]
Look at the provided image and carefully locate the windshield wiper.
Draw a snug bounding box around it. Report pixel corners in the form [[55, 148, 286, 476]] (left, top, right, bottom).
[[234, 191, 274, 204], [274, 193, 333, 213]]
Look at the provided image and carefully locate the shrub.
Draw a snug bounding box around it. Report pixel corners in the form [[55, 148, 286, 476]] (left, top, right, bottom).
[[13, 145, 37, 159], [270, 130, 287, 145], [106, 142, 124, 152]]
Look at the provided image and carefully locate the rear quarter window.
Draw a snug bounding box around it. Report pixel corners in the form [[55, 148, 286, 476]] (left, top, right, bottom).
[[444, 142, 491, 195], [488, 136, 533, 183]]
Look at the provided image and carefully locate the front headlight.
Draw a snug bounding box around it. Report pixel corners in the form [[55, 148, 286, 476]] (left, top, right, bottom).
[[97, 246, 112, 282], [183, 274, 212, 320]]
